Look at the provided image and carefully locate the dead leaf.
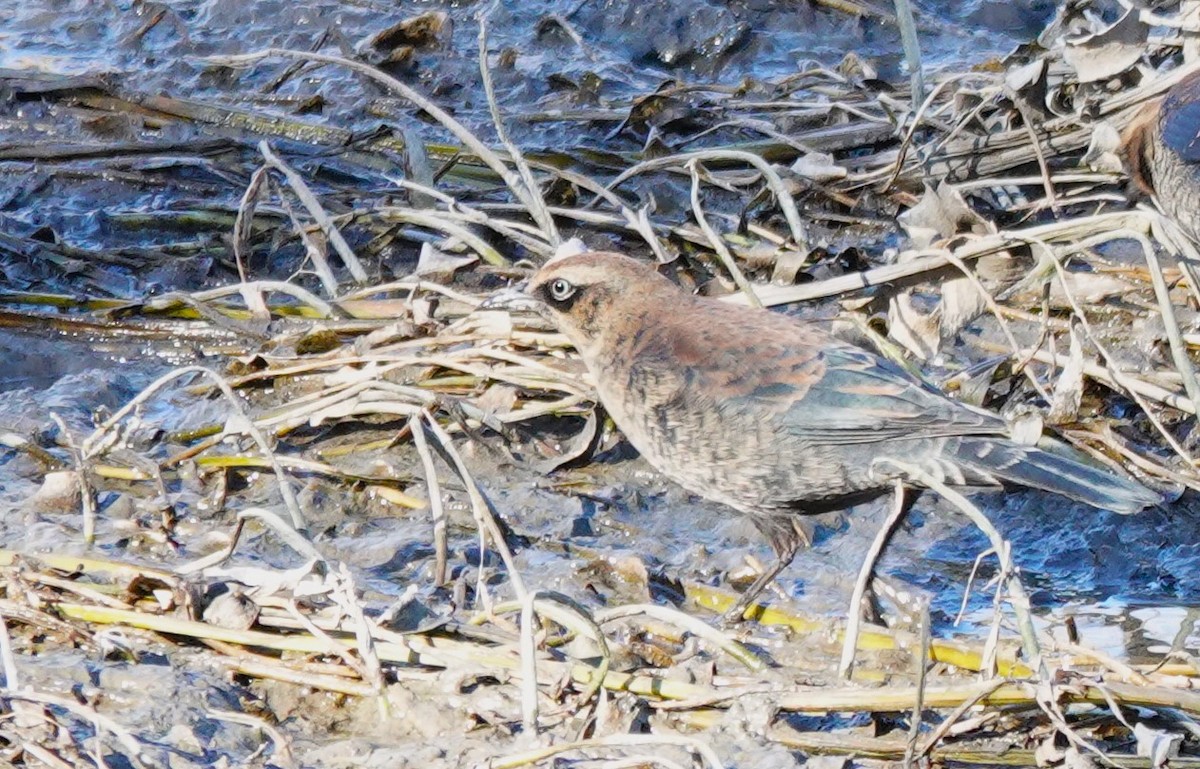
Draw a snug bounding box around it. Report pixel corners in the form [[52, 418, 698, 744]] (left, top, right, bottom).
[[295, 327, 342, 355], [1034, 734, 1065, 767], [1082, 121, 1124, 173], [411, 295, 437, 325], [1050, 270, 1135, 305], [1006, 58, 1047, 93], [615, 89, 700, 140], [898, 181, 994, 249], [1004, 56, 1055, 116], [789, 151, 847, 182], [202, 585, 260, 631], [413, 242, 477, 281], [1063, 746, 1099, 769], [1005, 268, 1135, 308], [202, 559, 332, 602], [1134, 722, 1183, 768], [897, 186, 1024, 350], [533, 410, 601, 473], [29, 470, 81, 512], [1009, 407, 1044, 447], [888, 292, 941, 360], [473, 383, 519, 420], [770, 248, 809, 284], [579, 552, 652, 603], [363, 11, 451, 51], [1046, 323, 1085, 425], [940, 272, 989, 343], [1062, 7, 1149, 83], [942, 356, 1006, 407], [837, 51, 877, 81]]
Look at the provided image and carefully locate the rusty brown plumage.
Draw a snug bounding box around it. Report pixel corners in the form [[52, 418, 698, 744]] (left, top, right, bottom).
[[509, 251, 1160, 616], [1123, 68, 1200, 240]]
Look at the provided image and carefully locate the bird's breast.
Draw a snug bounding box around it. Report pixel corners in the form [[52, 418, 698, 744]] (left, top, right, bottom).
[[590, 354, 841, 512]]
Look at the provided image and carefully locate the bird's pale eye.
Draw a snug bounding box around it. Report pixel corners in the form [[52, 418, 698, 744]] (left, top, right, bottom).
[[548, 278, 576, 302]]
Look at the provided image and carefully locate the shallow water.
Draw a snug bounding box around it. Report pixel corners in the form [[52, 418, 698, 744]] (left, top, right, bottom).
[[1, 0, 1197, 765], [0, 0, 1054, 262]]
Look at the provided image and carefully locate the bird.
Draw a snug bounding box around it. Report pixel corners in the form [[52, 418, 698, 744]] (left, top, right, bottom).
[[491, 250, 1161, 621], [1123, 67, 1200, 241]]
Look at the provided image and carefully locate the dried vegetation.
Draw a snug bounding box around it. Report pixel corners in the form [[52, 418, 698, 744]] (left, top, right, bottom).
[[1, 2, 1200, 767]]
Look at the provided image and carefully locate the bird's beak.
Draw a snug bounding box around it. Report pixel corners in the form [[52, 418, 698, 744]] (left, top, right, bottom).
[[478, 283, 543, 314]]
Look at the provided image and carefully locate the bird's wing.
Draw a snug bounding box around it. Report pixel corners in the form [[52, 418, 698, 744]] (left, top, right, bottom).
[[1162, 74, 1200, 162], [685, 323, 1007, 445], [639, 301, 1009, 446], [769, 342, 1008, 444]]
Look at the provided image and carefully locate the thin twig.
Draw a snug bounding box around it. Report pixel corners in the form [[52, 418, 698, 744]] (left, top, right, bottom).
[[206, 708, 298, 769], [420, 411, 527, 600], [840, 479, 907, 679], [188, 279, 337, 317], [903, 598, 932, 769], [49, 414, 96, 545], [602, 148, 809, 250], [205, 47, 535, 262], [874, 459, 1044, 675], [915, 679, 1010, 758], [232, 165, 269, 285], [260, 140, 368, 287], [519, 589, 541, 733], [479, 7, 560, 246], [409, 414, 448, 586], [487, 734, 725, 769], [4, 689, 151, 769], [893, 0, 924, 102], [81, 367, 307, 531], [1023, 234, 1196, 466], [1115, 229, 1200, 409], [0, 609, 18, 689], [687, 159, 761, 307]]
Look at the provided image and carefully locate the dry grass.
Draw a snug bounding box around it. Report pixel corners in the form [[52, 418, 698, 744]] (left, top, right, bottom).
[[2, 6, 1199, 766]]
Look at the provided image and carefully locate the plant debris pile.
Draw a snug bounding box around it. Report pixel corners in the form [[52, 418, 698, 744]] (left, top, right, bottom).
[[0, 1, 1199, 767]]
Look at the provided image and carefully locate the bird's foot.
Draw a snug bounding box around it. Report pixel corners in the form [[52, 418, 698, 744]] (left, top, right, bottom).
[[719, 595, 757, 628], [718, 569, 785, 628]]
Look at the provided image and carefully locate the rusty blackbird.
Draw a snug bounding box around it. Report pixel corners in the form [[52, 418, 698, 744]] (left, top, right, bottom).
[[493, 251, 1160, 619]]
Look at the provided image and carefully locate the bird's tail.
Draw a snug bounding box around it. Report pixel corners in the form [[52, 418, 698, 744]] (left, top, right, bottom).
[[943, 437, 1161, 514]]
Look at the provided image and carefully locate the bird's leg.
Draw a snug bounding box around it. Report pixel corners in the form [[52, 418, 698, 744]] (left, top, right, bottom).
[[720, 517, 810, 626], [720, 544, 799, 626]]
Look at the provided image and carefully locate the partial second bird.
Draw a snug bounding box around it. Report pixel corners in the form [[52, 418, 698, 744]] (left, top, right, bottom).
[[1124, 66, 1200, 242], [495, 251, 1161, 619]]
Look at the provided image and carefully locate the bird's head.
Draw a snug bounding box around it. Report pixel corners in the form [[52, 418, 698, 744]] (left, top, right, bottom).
[[485, 251, 680, 359]]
